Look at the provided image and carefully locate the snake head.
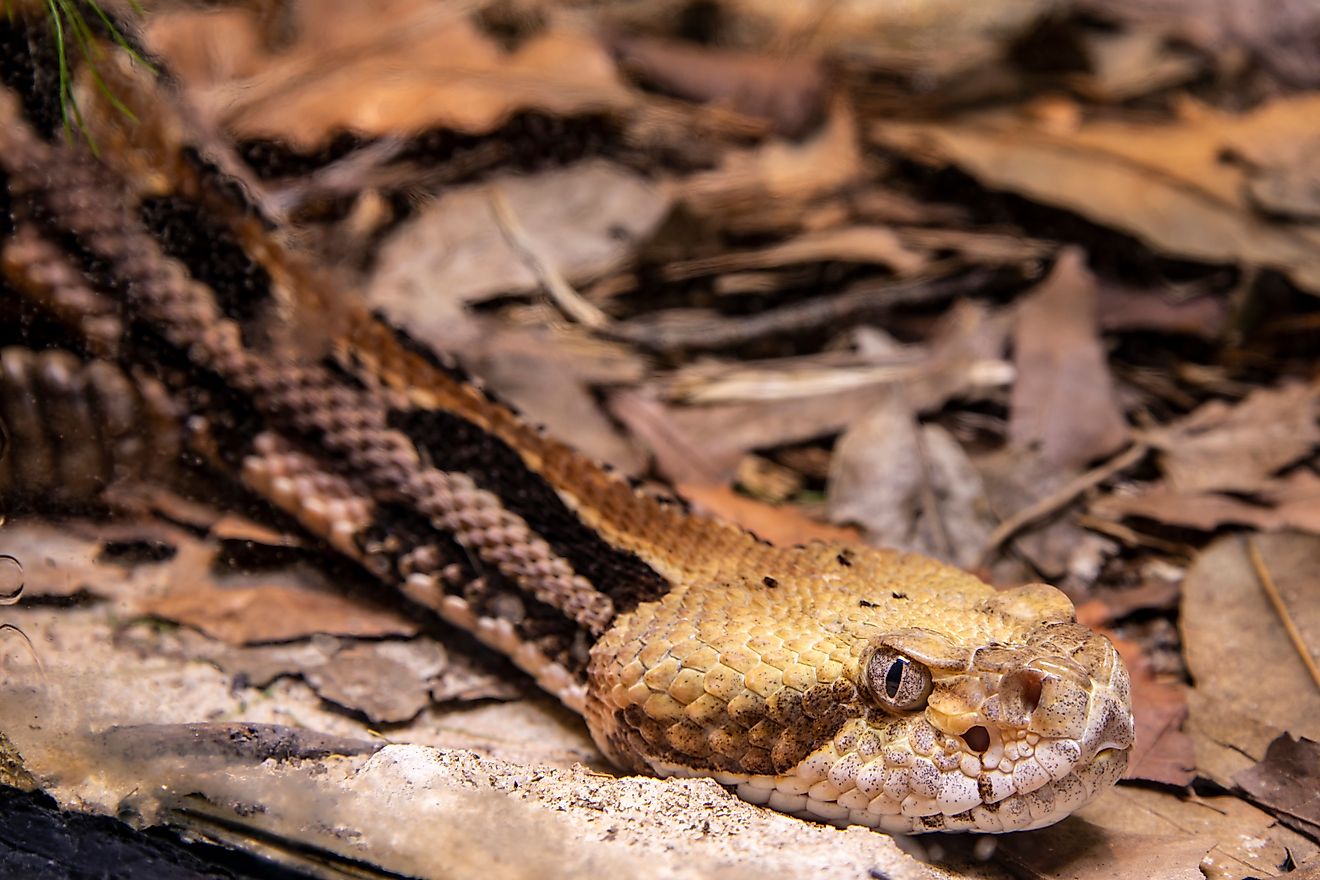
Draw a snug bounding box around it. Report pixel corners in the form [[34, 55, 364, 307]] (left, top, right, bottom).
[[585, 552, 1134, 834], [807, 583, 1134, 832]]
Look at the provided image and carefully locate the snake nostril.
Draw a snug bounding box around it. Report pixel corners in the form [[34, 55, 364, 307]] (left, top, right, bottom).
[[961, 725, 990, 753]]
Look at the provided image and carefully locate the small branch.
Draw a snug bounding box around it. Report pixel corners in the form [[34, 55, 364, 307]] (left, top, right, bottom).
[[488, 185, 610, 330], [609, 268, 991, 353], [976, 442, 1149, 570], [1246, 535, 1320, 692]]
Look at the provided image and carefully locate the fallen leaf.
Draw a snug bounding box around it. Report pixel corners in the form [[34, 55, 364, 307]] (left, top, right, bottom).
[[1072, 27, 1201, 101], [1010, 249, 1130, 469], [730, 0, 1053, 79], [827, 390, 994, 568], [1075, 576, 1182, 628], [676, 484, 860, 547], [1076, 785, 1316, 880], [1233, 734, 1320, 839], [1185, 689, 1293, 792], [872, 96, 1320, 294], [1143, 384, 1320, 494], [1180, 532, 1320, 785], [995, 822, 1213, 880], [1077, 0, 1320, 88], [607, 35, 827, 137], [1090, 470, 1320, 535], [370, 160, 671, 319], [1109, 634, 1196, 786], [1097, 282, 1227, 340], [680, 96, 863, 232], [142, 579, 418, 645], [305, 641, 445, 724], [149, 3, 633, 147]]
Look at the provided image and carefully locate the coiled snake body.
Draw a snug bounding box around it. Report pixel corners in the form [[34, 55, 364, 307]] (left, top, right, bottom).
[[0, 7, 1132, 834]]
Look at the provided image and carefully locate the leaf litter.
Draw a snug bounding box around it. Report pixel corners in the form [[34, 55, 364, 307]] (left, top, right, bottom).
[[6, 0, 1320, 878]]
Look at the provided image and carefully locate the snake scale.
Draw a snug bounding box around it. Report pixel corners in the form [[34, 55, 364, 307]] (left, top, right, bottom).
[[0, 5, 1133, 834]]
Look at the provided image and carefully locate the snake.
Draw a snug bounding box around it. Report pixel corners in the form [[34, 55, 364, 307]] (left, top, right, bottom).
[[0, 5, 1133, 834]]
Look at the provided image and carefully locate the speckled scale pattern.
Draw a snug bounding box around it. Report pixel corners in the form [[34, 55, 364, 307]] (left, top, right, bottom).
[[0, 21, 1135, 834]]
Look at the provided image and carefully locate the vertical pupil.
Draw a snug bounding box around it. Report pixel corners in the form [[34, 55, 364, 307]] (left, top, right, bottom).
[[885, 658, 906, 699]]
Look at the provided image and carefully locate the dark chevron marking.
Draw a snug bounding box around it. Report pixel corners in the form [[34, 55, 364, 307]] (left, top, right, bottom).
[[390, 406, 672, 614]]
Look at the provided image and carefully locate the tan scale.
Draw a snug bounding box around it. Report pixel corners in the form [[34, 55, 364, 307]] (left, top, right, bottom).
[[0, 12, 1134, 835]]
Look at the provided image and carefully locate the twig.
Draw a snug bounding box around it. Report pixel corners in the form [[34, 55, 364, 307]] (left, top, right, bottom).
[[610, 268, 992, 353], [976, 442, 1149, 570], [1246, 535, 1320, 692], [488, 185, 610, 330]]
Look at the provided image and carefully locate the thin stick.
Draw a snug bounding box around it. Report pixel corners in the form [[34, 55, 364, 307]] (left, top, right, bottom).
[[1246, 535, 1320, 692], [488, 186, 610, 330], [976, 442, 1149, 570]]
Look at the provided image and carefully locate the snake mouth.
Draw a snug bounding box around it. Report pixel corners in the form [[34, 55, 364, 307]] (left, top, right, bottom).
[[701, 733, 1128, 834]]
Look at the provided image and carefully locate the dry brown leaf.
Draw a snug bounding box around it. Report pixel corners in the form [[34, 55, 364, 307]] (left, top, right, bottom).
[[1233, 734, 1320, 838], [1077, 0, 1320, 88], [370, 161, 671, 320], [1180, 532, 1320, 780], [1097, 283, 1227, 340], [680, 96, 863, 231], [608, 35, 827, 137], [1109, 634, 1196, 786], [676, 484, 859, 547], [1010, 249, 1129, 469], [142, 580, 418, 645], [611, 380, 902, 487], [305, 641, 444, 724], [1075, 786, 1316, 880], [1091, 470, 1320, 534], [827, 391, 994, 568], [729, 0, 1053, 78], [1075, 577, 1182, 628], [149, 2, 633, 147], [1143, 384, 1320, 494], [873, 96, 1320, 294], [994, 824, 1213, 880]]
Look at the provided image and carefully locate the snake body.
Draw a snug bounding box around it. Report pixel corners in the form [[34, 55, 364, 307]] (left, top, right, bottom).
[[0, 7, 1132, 833]]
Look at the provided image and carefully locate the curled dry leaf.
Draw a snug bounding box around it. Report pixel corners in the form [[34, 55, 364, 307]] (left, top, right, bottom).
[[1142, 383, 1320, 494], [872, 95, 1320, 294], [1090, 469, 1320, 535], [1076, 0, 1320, 88], [149, 2, 633, 147], [607, 35, 828, 137], [1232, 734, 1320, 837], [994, 824, 1213, 880], [305, 641, 446, 724], [370, 161, 672, 321]]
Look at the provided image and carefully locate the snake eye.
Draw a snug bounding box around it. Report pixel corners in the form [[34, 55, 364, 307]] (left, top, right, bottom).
[[864, 647, 933, 712]]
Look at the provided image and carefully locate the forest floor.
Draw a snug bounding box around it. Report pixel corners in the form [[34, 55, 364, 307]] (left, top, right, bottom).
[[2, 1, 1319, 878]]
